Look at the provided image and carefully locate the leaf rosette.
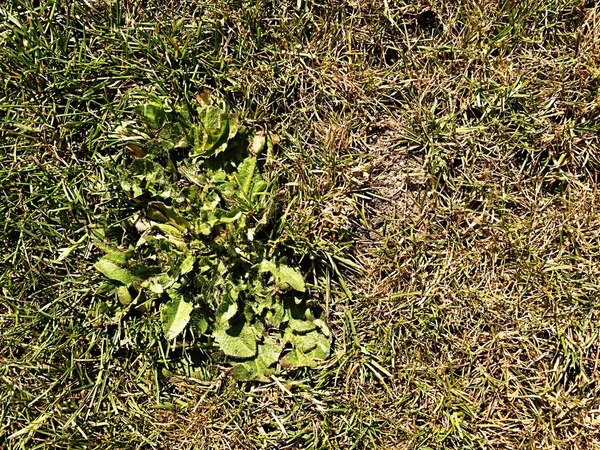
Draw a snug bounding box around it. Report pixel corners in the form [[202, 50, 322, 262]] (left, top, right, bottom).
[[95, 95, 330, 381]]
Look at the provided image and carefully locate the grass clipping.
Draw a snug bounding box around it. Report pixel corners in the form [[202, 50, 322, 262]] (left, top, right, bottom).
[[94, 95, 330, 381]]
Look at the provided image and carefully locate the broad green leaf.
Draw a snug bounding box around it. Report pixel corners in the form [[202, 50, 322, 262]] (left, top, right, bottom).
[[95, 258, 137, 286], [190, 309, 209, 335], [99, 98, 322, 379], [193, 107, 227, 155], [162, 122, 189, 148], [215, 296, 238, 324], [281, 330, 330, 368], [161, 290, 194, 340], [123, 160, 171, 199], [135, 103, 166, 129], [278, 265, 306, 291], [232, 337, 281, 381], [94, 242, 133, 266], [196, 221, 213, 236], [191, 107, 239, 156], [259, 259, 277, 277], [266, 133, 279, 157], [227, 113, 239, 140], [179, 161, 208, 186], [286, 300, 317, 333], [209, 169, 228, 184], [314, 319, 331, 337], [147, 202, 190, 232], [191, 125, 207, 155], [260, 260, 305, 292], [154, 223, 183, 238], [135, 296, 154, 313], [132, 182, 143, 198], [276, 264, 305, 292], [266, 301, 286, 327], [304, 331, 330, 358], [235, 156, 257, 197], [289, 316, 317, 333], [120, 175, 142, 198], [213, 320, 257, 359], [250, 282, 274, 315], [175, 103, 192, 123], [201, 106, 226, 135], [116, 285, 133, 306], [280, 348, 315, 368], [180, 254, 195, 275], [141, 274, 176, 294], [250, 175, 267, 198], [215, 209, 242, 224], [167, 234, 187, 251]]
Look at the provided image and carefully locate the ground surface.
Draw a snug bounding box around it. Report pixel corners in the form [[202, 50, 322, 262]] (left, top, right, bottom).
[[2, 0, 600, 449]]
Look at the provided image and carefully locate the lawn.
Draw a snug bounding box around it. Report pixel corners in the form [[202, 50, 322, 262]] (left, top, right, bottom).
[[2, 0, 600, 448]]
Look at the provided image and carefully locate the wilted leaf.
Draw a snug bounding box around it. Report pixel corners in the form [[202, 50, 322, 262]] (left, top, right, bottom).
[[196, 90, 211, 107], [249, 132, 266, 156]]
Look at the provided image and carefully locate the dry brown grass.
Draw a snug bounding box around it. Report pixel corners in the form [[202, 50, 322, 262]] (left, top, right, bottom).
[[3, 0, 600, 448]]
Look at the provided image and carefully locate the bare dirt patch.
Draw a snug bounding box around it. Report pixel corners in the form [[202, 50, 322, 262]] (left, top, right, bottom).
[[350, 124, 428, 298], [365, 127, 427, 230]]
